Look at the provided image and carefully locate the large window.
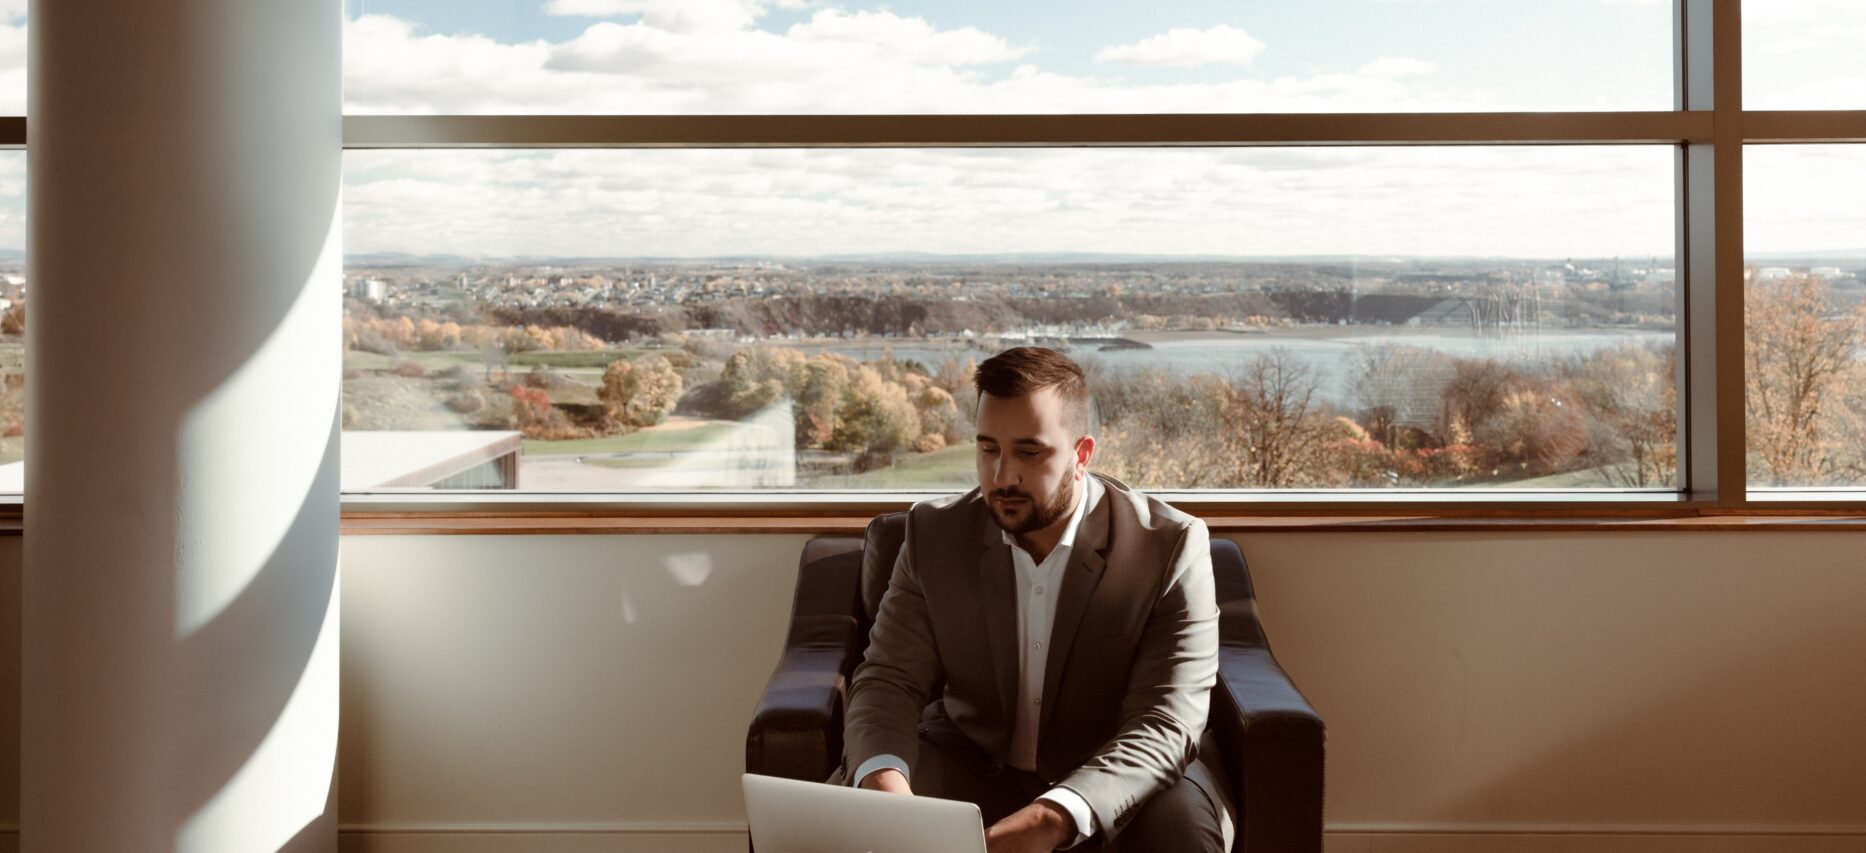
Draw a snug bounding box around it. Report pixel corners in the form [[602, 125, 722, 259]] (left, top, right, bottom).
[[8, 1, 1862, 505], [336, 0, 1715, 500], [341, 146, 1677, 491]]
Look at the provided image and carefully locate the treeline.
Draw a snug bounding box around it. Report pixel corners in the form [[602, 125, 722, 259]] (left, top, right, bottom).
[[424, 342, 967, 464], [488, 291, 1464, 341], [685, 347, 965, 467], [1090, 342, 1676, 490], [344, 312, 607, 355]]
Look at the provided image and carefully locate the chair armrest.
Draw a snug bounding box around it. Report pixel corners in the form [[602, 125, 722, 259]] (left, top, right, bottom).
[[746, 615, 864, 783], [1210, 644, 1325, 853]]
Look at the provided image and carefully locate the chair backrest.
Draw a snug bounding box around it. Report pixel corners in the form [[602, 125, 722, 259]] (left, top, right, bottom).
[[859, 512, 908, 632]]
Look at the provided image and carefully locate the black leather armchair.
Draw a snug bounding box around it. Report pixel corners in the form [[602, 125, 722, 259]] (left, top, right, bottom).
[[746, 512, 1325, 853]]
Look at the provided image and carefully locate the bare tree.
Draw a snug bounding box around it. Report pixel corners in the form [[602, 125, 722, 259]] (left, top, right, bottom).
[[1085, 365, 1231, 489], [1220, 350, 1335, 488], [1349, 344, 1450, 448], [1570, 343, 1676, 487]]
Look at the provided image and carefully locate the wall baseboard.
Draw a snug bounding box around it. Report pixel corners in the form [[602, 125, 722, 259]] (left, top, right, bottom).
[[1327, 826, 1866, 853], [337, 824, 746, 853], [8, 822, 1860, 853], [334, 824, 1866, 853]]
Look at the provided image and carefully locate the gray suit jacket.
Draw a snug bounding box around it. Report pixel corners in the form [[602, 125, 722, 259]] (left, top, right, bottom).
[[842, 473, 1221, 839]]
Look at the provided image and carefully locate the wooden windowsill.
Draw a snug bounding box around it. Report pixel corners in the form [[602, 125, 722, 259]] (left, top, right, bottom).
[[332, 508, 1866, 536], [3, 508, 1864, 537]]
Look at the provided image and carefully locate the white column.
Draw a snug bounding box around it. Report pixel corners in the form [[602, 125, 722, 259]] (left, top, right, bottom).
[[24, 0, 342, 850]]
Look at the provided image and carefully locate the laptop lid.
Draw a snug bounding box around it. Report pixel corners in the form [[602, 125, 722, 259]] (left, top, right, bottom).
[[743, 773, 987, 853]]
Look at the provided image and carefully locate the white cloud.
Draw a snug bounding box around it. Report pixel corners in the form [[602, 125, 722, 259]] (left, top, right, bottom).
[[1358, 57, 1435, 79], [347, 9, 1051, 114], [786, 10, 1027, 66], [1744, 0, 1866, 108], [343, 8, 1492, 116], [544, 0, 768, 33], [0, 4, 1694, 258], [1094, 25, 1265, 68], [1747, 146, 1866, 254], [356, 3, 1686, 116], [0, 20, 22, 114], [343, 146, 1673, 260]]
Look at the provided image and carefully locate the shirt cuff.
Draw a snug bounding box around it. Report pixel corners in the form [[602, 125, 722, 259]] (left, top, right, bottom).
[[1037, 787, 1097, 848], [853, 754, 911, 788]]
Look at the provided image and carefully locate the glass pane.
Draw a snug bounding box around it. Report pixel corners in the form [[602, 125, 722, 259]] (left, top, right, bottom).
[[1745, 145, 1866, 489], [343, 0, 1672, 114], [1744, 0, 1866, 109], [0, 2, 20, 115], [0, 151, 22, 492], [342, 146, 1677, 493]]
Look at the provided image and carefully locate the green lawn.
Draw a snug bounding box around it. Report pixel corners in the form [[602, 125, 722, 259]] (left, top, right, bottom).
[[509, 349, 656, 369], [582, 455, 687, 470], [1505, 462, 1649, 489], [344, 350, 482, 372], [343, 348, 668, 373], [524, 420, 741, 456], [799, 442, 977, 489]]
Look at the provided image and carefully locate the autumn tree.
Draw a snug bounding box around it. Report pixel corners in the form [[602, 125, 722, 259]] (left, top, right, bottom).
[[909, 385, 959, 451], [829, 365, 920, 465], [1437, 358, 1519, 448], [0, 372, 22, 438], [599, 354, 683, 432], [1745, 273, 1865, 485], [1474, 382, 1588, 477], [793, 356, 851, 447], [506, 384, 559, 436], [709, 347, 808, 420]]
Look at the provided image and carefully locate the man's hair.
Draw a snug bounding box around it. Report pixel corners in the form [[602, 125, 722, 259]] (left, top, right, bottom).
[[973, 346, 1093, 436]]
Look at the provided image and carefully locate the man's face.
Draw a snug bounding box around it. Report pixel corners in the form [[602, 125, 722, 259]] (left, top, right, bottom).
[[975, 386, 1095, 537]]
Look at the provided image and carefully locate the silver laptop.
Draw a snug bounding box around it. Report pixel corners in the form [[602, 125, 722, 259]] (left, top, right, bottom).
[[743, 773, 986, 853]]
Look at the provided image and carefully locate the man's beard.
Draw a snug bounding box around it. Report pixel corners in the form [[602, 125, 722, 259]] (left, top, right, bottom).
[[990, 475, 1075, 536]]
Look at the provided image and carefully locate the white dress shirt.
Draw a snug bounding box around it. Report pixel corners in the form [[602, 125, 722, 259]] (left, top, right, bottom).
[[857, 481, 1098, 846]]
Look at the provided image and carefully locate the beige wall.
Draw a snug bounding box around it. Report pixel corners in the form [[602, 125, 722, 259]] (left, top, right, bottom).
[[1242, 531, 1866, 852], [3, 530, 1864, 852]]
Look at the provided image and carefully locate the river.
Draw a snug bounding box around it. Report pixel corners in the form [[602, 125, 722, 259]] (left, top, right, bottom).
[[804, 325, 1675, 403]]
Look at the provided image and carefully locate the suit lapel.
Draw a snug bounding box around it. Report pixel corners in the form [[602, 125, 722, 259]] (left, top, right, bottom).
[[977, 516, 1021, 733], [1039, 475, 1109, 738]]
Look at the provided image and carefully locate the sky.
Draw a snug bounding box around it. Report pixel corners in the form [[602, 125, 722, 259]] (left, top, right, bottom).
[[336, 0, 1674, 114], [0, 1, 1859, 259]]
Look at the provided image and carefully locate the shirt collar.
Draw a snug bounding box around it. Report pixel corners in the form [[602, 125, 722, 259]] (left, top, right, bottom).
[[1000, 476, 1091, 554]]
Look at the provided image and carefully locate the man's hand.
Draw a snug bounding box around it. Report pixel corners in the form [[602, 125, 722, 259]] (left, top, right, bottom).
[[857, 768, 912, 796], [984, 800, 1074, 853]]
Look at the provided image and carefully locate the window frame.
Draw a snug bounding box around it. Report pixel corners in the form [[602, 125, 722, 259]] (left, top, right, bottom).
[[18, 0, 1866, 516]]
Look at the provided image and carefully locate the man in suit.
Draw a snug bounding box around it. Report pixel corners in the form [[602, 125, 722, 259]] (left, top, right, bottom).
[[841, 346, 1228, 852]]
